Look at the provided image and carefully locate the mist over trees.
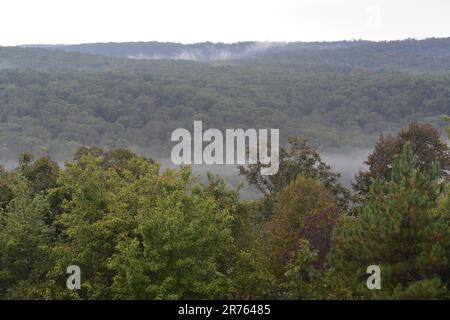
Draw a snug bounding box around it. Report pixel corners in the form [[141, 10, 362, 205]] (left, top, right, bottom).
[[1, 46, 450, 161], [0, 121, 448, 299], [0, 39, 449, 300], [24, 38, 450, 73]]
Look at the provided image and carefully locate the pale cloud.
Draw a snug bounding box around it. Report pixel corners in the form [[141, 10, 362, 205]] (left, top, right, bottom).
[[0, 0, 449, 46], [365, 6, 382, 31]]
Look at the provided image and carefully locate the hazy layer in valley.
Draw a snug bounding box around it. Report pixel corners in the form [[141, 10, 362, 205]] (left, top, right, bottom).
[[0, 149, 373, 200]]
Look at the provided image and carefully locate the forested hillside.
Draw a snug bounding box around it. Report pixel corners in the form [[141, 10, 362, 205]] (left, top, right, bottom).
[[1, 39, 450, 162], [0, 38, 449, 300], [0, 46, 124, 71], [28, 38, 450, 73]]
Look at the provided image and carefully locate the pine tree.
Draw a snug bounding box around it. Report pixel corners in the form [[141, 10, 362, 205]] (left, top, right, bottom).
[[329, 144, 449, 299]]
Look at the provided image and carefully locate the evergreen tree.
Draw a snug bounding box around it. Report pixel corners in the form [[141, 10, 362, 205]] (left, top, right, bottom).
[[329, 144, 449, 299]]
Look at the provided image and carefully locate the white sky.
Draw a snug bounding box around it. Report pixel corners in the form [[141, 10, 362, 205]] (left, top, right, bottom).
[[1, 0, 449, 46]]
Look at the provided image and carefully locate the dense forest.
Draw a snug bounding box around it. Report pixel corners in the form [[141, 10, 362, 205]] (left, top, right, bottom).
[[0, 121, 449, 299], [0, 38, 449, 299], [27, 38, 450, 73], [2, 39, 450, 161]]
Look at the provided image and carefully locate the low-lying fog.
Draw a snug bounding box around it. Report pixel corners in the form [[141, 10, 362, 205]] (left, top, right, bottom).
[[1, 149, 371, 200], [160, 149, 371, 199], [322, 149, 371, 186]]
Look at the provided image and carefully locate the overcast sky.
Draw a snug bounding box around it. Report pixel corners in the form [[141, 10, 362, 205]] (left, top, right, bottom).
[[1, 0, 449, 46]]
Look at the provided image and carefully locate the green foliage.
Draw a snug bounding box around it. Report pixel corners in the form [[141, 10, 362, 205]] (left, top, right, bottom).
[[263, 176, 336, 276], [444, 115, 450, 139], [0, 166, 14, 210], [0, 120, 448, 300], [354, 122, 450, 196], [329, 144, 450, 299], [282, 240, 320, 299], [109, 169, 233, 299], [228, 246, 274, 299], [239, 137, 350, 222], [1, 36, 450, 301], [0, 177, 53, 299], [1, 51, 450, 160]]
